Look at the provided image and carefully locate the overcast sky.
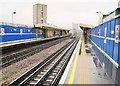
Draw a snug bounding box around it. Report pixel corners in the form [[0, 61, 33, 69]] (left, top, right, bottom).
[[0, 0, 119, 28]]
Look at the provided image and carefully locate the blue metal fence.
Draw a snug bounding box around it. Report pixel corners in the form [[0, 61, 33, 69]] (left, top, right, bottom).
[[90, 17, 120, 84], [0, 25, 44, 43]]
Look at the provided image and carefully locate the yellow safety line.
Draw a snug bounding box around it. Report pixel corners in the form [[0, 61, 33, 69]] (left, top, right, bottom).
[[68, 39, 81, 85], [79, 37, 90, 84]]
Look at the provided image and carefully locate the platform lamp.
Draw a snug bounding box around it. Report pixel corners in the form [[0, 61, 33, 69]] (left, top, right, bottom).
[[96, 11, 103, 25], [12, 12, 16, 25]]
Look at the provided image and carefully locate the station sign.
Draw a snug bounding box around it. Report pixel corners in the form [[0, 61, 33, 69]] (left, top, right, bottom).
[[104, 27, 107, 44], [0, 28, 5, 35], [115, 25, 119, 43], [98, 29, 101, 37], [20, 29, 23, 34], [36, 28, 38, 38]]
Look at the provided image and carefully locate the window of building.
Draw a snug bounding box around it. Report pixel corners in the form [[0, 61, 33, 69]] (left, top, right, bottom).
[[41, 5, 43, 11], [41, 20, 43, 23], [41, 12, 43, 18]]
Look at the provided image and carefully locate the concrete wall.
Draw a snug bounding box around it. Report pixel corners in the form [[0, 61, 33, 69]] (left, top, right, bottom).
[[118, 1, 120, 8], [33, 4, 47, 25]]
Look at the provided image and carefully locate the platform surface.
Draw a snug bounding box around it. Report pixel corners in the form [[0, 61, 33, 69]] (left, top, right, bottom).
[[0, 35, 67, 48], [59, 37, 115, 85]]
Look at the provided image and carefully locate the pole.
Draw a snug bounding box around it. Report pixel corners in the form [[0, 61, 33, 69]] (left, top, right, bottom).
[[99, 12, 101, 24], [96, 11, 102, 25], [12, 12, 13, 25], [101, 15, 103, 24], [12, 12, 16, 25]]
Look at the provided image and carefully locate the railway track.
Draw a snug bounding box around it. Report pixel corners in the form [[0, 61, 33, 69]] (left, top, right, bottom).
[[8, 38, 79, 86], [1, 36, 69, 55], [0, 37, 72, 69]]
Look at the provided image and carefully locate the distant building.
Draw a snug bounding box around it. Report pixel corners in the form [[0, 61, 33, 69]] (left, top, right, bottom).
[[33, 3, 47, 25], [102, 8, 120, 23], [118, 1, 120, 8], [71, 23, 83, 37], [103, 1, 120, 23], [72, 23, 78, 30]]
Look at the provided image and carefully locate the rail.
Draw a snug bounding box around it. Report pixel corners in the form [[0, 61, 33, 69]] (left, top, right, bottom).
[[0, 37, 71, 69], [8, 38, 79, 86]]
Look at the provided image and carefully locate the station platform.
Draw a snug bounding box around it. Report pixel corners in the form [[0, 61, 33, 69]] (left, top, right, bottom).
[[0, 35, 68, 48], [59, 37, 115, 85]]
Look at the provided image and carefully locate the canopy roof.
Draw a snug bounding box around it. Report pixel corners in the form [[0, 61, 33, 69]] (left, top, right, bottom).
[[34, 24, 70, 31], [79, 23, 94, 30]]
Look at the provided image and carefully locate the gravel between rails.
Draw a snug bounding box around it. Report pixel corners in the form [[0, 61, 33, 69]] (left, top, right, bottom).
[[1, 39, 73, 85]]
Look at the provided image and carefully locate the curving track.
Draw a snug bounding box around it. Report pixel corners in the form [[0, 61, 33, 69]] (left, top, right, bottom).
[[8, 38, 79, 86], [0, 37, 71, 69]]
